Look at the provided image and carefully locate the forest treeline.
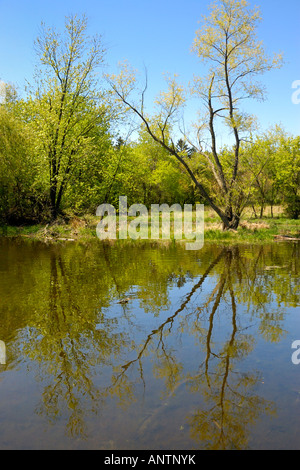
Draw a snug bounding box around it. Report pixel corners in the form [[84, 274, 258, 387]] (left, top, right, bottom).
[[0, 6, 299, 227]]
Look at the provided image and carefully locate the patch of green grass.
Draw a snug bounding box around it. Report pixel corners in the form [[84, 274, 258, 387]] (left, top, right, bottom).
[[0, 224, 43, 237], [204, 228, 272, 243]]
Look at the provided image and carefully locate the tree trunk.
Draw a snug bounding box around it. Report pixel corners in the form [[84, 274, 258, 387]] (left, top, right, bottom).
[[222, 207, 240, 230], [260, 202, 264, 219], [50, 184, 57, 220]]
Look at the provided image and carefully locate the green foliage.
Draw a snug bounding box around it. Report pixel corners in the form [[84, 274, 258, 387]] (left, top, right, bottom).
[[0, 104, 46, 223], [273, 133, 300, 219]]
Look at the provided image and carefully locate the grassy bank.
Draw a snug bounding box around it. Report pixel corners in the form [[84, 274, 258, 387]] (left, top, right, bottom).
[[1, 206, 300, 245]]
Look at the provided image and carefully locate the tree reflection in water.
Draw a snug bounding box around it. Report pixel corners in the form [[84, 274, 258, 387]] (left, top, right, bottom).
[[108, 246, 279, 449], [0, 239, 298, 448]]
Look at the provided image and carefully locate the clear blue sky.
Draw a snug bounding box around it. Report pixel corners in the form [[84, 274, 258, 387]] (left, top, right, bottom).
[[0, 0, 299, 140]]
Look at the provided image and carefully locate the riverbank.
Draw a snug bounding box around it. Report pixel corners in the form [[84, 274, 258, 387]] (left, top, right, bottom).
[[1, 210, 299, 245]]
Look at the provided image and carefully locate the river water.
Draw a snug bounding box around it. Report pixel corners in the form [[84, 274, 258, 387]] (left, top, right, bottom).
[[0, 238, 299, 449]]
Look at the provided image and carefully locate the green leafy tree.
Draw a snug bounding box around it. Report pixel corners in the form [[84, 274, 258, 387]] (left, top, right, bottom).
[[107, 0, 282, 229], [28, 14, 109, 219]]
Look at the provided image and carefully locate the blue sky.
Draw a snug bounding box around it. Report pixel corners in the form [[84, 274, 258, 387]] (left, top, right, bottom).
[[0, 0, 299, 141]]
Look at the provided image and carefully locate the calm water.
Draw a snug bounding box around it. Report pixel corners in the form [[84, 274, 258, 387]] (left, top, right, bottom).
[[0, 237, 299, 450]]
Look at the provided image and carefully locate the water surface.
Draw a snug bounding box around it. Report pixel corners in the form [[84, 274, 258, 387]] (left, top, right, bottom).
[[0, 238, 299, 450]]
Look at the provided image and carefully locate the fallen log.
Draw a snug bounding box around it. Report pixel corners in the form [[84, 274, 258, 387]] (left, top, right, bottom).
[[274, 234, 300, 241]]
